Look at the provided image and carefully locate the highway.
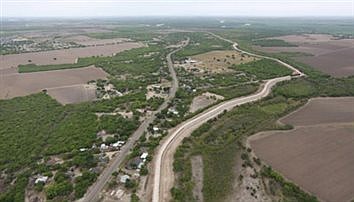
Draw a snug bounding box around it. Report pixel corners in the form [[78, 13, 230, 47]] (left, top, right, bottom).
[[81, 39, 189, 202], [151, 33, 305, 202]]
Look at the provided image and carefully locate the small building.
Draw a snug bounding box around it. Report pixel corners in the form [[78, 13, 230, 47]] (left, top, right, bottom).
[[35, 176, 48, 184], [126, 157, 143, 170], [140, 152, 148, 159], [100, 143, 108, 150], [104, 84, 115, 91], [185, 58, 197, 64], [112, 141, 125, 148], [120, 175, 130, 183]]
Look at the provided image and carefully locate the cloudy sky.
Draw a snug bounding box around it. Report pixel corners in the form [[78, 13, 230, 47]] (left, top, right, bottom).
[[1, 0, 354, 17]]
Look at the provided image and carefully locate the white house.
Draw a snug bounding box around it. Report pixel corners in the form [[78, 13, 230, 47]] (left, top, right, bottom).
[[112, 141, 125, 148], [120, 175, 130, 183], [35, 176, 48, 184], [100, 143, 108, 150], [140, 152, 148, 159], [185, 58, 197, 64]]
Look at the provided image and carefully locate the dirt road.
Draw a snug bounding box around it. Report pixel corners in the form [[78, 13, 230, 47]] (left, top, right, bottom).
[[151, 33, 304, 202], [81, 39, 189, 202]]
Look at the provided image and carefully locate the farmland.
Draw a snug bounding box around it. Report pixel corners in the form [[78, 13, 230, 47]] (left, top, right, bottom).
[[253, 34, 354, 77], [0, 42, 143, 71], [0, 66, 108, 103], [250, 97, 354, 202]]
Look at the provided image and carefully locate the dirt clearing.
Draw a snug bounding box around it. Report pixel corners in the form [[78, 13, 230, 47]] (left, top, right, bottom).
[[179, 50, 257, 74], [250, 97, 354, 202], [0, 66, 108, 103], [191, 155, 204, 202], [46, 84, 97, 104], [189, 92, 224, 113]]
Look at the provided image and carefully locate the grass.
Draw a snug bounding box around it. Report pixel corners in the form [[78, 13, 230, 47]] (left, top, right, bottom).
[[274, 79, 317, 98]]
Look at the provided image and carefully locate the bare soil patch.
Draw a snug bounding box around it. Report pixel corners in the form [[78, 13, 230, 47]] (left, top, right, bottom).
[[250, 97, 354, 202], [191, 155, 204, 202], [46, 84, 97, 104], [0, 66, 108, 102], [254, 34, 354, 77], [189, 92, 224, 113], [0, 42, 144, 70], [226, 154, 272, 202]]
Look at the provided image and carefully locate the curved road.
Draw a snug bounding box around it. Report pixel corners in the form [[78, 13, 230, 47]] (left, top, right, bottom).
[[81, 39, 189, 202], [151, 33, 305, 202]]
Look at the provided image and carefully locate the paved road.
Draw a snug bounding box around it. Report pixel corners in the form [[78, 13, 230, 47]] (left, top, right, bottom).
[[81, 39, 189, 202], [151, 33, 305, 202]]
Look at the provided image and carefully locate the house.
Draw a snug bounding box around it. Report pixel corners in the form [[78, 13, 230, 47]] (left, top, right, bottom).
[[35, 176, 48, 184], [126, 157, 143, 170], [120, 175, 130, 183], [140, 152, 148, 159], [112, 141, 125, 148], [100, 143, 108, 150], [104, 84, 115, 91], [185, 58, 197, 64]]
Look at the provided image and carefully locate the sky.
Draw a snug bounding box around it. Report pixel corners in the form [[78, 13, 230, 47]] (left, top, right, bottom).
[[1, 0, 354, 17]]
